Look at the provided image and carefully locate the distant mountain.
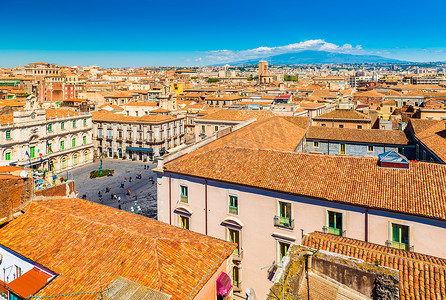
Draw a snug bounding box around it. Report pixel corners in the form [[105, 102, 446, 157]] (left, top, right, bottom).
[[225, 50, 406, 65]]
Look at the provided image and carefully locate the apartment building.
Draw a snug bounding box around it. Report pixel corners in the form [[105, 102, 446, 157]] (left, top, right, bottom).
[[92, 110, 185, 160], [156, 146, 446, 298], [0, 96, 93, 171]]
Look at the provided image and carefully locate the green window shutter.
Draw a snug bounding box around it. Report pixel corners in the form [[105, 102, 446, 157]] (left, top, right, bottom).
[[83, 119, 87, 126], [61, 141, 64, 150], [83, 136, 87, 145], [72, 139, 76, 147], [6, 130, 11, 139], [5, 153, 10, 160], [30, 147, 35, 158], [73, 120, 76, 128], [61, 122, 65, 130]]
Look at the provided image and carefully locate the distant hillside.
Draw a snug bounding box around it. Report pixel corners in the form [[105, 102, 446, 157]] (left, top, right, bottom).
[[226, 50, 406, 65]]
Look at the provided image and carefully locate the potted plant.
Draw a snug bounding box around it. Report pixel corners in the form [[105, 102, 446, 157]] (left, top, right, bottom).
[[122, 155, 127, 160], [132, 157, 136, 161], [113, 154, 118, 159]]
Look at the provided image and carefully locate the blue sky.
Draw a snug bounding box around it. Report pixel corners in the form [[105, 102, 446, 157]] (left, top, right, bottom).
[[1, 0, 446, 67]]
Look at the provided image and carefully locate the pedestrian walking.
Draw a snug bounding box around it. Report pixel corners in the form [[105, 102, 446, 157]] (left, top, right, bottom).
[[118, 196, 121, 203], [110, 193, 114, 200], [120, 182, 124, 188]]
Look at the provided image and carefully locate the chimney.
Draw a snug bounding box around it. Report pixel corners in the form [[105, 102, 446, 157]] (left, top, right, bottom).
[[157, 157, 164, 169]]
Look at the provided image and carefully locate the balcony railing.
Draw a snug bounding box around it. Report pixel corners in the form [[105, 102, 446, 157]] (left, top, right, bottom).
[[385, 240, 413, 251], [274, 216, 294, 229], [233, 248, 243, 263], [322, 226, 345, 236]]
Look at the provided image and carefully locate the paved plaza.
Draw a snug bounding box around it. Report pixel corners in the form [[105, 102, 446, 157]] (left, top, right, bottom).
[[70, 159, 158, 218]]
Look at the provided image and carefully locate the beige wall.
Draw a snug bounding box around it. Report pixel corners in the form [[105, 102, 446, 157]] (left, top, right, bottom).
[[419, 109, 446, 120], [312, 120, 371, 129], [157, 173, 446, 298]]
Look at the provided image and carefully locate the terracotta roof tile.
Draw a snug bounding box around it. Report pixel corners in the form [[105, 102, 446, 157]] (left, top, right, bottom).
[[0, 199, 235, 299], [165, 147, 446, 220], [307, 126, 409, 145], [314, 109, 370, 120]]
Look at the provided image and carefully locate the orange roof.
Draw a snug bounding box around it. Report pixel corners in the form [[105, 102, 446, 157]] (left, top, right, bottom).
[[0, 199, 236, 299], [45, 109, 81, 119], [0, 114, 13, 124], [0, 166, 24, 173], [165, 147, 446, 221], [197, 109, 275, 122], [7, 267, 52, 298], [124, 101, 158, 107]]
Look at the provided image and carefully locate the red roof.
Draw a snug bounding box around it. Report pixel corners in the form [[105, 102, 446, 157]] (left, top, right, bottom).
[[7, 267, 52, 298]]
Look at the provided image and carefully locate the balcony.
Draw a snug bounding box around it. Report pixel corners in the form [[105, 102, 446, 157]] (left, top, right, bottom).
[[274, 216, 294, 229], [229, 205, 238, 215], [385, 240, 413, 251], [322, 226, 345, 236], [233, 248, 243, 264]]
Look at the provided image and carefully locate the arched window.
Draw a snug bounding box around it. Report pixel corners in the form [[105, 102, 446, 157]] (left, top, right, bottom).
[[73, 154, 78, 165], [62, 157, 67, 169]]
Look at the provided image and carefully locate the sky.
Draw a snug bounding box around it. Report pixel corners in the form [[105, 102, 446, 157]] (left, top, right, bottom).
[[1, 0, 446, 67]]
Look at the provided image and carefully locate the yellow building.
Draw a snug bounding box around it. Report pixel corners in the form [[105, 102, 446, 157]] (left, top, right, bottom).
[[171, 82, 183, 95]]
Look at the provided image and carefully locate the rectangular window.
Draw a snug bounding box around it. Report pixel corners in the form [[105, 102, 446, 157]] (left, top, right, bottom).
[[229, 229, 240, 255], [83, 119, 87, 126], [328, 211, 343, 236], [98, 130, 102, 138], [201, 125, 205, 133], [48, 124, 52, 132], [135, 111, 138, 117], [277, 201, 293, 228], [392, 223, 409, 250], [61, 122, 65, 130], [340, 144, 346, 154], [357, 125, 362, 129], [6, 130, 11, 140], [313, 141, 319, 148], [5, 152, 11, 161], [215, 125, 219, 132], [73, 120, 76, 128], [321, 123, 326, 127], [60, 141, 65, 151], [30, 146, 35, 158], [48, 143, 52, 154], [339, 124, 344, 128], [233, 266, 240, 288], [83, 136, 87, 145], [278, 241, 290, 261], [368, 145, 374, 152], [180, 216, 189, 230], [72, 138, 76, 148], [229, 195, 238, 215], [180, 185, 188, 203], [15, 265, 22, 277]]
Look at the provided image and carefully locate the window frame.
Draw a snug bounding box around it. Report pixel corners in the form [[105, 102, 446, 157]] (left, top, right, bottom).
[[367, 145, 374, 152], [313, 141, 319, 148], [228, 193, 239, 215], [325, 209, 345, 236], [340, 143, 346, 154], [72, 120, 76, 128], [277, 240, 291, 263], [388, 221, 412, 251], [5, 152, 11, 161], [228, 228, 241, 255], [180, 185, 188, 203], [61, 122, 65, 130], [60, 140, 65, 151], [6, 130, 11, 140], [180, 215, 190, 230], [72, 138, 76, 148]]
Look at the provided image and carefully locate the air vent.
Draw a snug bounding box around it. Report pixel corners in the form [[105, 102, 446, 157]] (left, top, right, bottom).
[[378, 151, 410, 170]]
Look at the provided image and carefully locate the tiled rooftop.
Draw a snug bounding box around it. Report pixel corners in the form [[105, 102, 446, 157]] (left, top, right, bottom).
[[307, 126, 409, 145], [0, 199, 235, 299], [313, 109, 370, 120], [165, 147, 446, 220]]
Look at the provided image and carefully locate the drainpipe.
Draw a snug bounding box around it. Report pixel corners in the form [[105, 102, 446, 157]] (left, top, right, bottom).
[[169, 175, 172, 225], [205, 179, 208, 235], [365, 208, 369, 242]]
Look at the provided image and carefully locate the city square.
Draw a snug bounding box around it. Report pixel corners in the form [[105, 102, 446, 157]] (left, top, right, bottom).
[[70, 158, 158, 218]]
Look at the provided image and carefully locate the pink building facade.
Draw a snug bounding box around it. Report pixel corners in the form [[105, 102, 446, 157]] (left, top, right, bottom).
[[156, 152, 446, 298]]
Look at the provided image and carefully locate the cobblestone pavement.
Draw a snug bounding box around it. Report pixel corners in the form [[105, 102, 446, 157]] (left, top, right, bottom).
[[70, 159, 158, 219]]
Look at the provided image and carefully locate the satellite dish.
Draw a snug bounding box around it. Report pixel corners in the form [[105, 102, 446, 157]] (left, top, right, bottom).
[[20, 170, 28, 178]]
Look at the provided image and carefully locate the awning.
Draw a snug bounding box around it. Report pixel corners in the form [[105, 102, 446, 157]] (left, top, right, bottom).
[[216, 272, 232, 296], [7, 267, 53, 298], [126, 147, 153, 152]]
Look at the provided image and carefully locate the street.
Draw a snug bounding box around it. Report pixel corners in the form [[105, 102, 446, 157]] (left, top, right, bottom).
[[70, 159, 158, 219]]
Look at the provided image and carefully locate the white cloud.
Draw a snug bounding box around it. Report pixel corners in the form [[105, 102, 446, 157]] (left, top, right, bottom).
[[203, 39, 365, 64]]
